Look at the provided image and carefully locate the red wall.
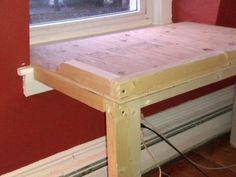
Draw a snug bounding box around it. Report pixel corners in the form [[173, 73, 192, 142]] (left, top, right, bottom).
[[172, 0, 221, 24], [216, 0, 236, 27], [172, 0, 236, 27], [0, 0, 105, 174], [0, 0, 236, 175]]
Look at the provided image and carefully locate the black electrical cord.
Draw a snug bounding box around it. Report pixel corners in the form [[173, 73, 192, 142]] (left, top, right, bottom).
[[141, 123, 211, 177]]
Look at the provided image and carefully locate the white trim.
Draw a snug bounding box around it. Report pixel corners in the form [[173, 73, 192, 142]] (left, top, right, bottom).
[[4, 114, 231, 177], [152, 0, 172, 25], [30, 0, 152, 45], [3, 136, 106, 177], [17, 66, 53, 96], [30, 0, 173, 45], [4, 86, 234, 177]]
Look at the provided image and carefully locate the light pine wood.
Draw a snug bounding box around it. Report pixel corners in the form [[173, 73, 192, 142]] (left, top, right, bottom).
[[58, 60, 119, 97], [33, 65, 105, 112], [31, 22, 236, 75], [115, 52, 231, 101], [129, 70, 223, 107], [231, 85, 236, 148], [105, 100, 141, 177], [30, 22, 236, 177], [31, 22, 236, 101]]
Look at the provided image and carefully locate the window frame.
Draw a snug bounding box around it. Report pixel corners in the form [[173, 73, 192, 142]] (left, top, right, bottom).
[[30, 0, 154, 45]]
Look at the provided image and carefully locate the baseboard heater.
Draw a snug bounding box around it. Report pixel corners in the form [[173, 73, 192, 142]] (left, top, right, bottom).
[[4, 85, 235, 177]]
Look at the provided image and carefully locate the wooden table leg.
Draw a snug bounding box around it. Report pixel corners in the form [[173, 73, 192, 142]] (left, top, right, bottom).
[[105, 100, 141, 177], [230, 85, 236, 148]]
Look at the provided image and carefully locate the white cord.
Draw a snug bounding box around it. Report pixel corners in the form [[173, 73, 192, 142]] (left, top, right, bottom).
[[141, 129, 162, 177], [141, 118, 236, 171], [141, 129, 171, 177]]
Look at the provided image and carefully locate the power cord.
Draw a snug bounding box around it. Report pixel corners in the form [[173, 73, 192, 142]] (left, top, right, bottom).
[[141, 122, 211, 177]]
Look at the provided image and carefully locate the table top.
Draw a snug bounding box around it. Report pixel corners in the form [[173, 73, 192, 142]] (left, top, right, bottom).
[[31, 22, 236, 110]]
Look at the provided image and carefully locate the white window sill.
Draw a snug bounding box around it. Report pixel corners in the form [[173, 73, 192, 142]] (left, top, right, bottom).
[[30, 0, 172, 45]]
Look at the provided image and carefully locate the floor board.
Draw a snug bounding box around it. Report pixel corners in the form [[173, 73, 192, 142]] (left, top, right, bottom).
[[143, 134, 236, 177]]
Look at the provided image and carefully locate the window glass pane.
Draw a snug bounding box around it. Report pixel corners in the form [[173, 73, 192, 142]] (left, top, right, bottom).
[[30, 0, 138, 25]]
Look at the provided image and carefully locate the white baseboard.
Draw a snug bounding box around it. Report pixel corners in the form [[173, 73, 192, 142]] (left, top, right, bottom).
[[3, 86, 234, 177]]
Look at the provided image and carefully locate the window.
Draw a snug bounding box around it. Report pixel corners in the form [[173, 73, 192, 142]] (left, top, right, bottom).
[[30, 0, 153, 45], [30, 0, 138, 25]]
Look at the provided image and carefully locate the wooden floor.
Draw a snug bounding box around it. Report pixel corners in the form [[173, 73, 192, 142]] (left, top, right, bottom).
[[143, 134, 236, 177]]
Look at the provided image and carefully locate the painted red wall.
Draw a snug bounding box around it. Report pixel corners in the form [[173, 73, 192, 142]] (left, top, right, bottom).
[[172, 0, 236, 27], [0, 0, 105, 174], [172, 0, 221, 24], [0, 0, 235, 175], [216, 0, 236, 27]]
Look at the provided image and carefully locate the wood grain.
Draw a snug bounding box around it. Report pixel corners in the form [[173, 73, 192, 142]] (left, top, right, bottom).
[[105, 100, 141, 177], [31, 22, 236, 101], [33, 65, 105, 111], [30, 22, 236, 177], [31, 22, 236, 76]]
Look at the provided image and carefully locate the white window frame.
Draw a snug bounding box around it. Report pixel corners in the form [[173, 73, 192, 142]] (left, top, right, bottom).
[[30, 0, 172, 45]]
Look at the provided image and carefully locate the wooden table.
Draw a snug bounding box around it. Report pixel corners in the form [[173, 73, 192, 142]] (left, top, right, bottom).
[[31, 22, 236, 177]]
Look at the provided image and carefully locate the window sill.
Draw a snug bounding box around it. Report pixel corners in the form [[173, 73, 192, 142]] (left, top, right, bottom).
[[30, 12, 152, 45], [30, 0, 173, 45]]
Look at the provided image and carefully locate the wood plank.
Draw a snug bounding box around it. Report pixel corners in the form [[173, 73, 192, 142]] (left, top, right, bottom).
[[30, 22, 236, 77], [33, 65, 105, 112], [226, 49, 236, 65], [196, 135, 236, 173], [29, 22, 236, 177], [161, 153, 236, 177], [129, 65, 236, 108], [143, 135, 236, 177], [58, 60, 119, 97], [105, 100, 141, 177], [30, 22, 236, 102], [115, 54, 233, 101]]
